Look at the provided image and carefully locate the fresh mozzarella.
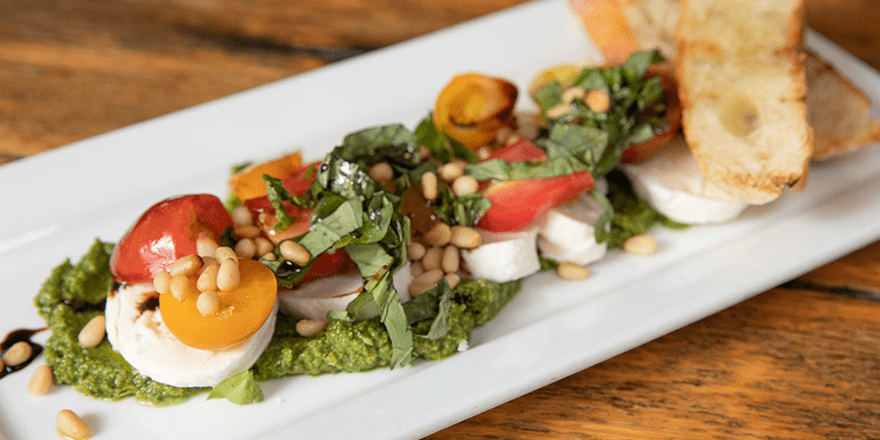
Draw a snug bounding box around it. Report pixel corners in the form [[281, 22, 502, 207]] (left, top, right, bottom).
[[105, 283, 277, 388], [621, 135, 749, 224], [461, 227, 541, 283], [278, 261, 413, 320], [537, 193, 608, 265]]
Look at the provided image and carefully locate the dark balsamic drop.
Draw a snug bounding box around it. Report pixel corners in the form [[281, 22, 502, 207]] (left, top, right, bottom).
[[0, 328, 46, 380]]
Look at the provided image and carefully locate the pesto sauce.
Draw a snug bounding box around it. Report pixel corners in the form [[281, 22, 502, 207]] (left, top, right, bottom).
[[35, 240, 521, 405]]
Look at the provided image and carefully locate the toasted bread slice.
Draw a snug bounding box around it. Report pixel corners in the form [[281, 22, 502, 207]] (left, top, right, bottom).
[[674, 0, 812, 204], [804, 50, 880, 160]]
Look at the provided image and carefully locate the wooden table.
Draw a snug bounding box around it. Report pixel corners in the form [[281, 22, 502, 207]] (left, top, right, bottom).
[[3, 0, 880, 438]]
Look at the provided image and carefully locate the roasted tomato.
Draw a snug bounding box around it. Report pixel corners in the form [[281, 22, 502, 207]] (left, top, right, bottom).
[[110, 194, 234, 284], [475, 140, 594, 232], [433, 73, 518, 149]]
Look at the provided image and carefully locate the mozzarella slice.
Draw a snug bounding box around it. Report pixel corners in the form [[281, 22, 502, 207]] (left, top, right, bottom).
[[461, 227, 541, 283], [278, 261, 413, 320], [105, 283, 277, 388], [621, 135, 750, 224], [537, 193, 608, 265]]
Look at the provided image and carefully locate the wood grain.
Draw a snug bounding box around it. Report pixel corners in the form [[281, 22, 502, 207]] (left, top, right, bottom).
[[2, 0, 880, 438]]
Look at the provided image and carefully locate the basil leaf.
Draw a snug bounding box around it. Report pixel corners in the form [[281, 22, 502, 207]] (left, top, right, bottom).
[[415, 116, 477, 163], [402, 280, 453, 340], [337, 124, 422, 165], [207, 371, 264, 405], [465, 157, 589, 181]]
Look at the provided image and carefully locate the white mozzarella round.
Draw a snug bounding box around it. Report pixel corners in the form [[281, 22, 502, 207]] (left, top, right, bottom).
[[537, 194, 608, 266], [278, 261, 413, 320], [105, 283, 277, 388], [621, 135, 750, 224], [461, 227, 541, 283]]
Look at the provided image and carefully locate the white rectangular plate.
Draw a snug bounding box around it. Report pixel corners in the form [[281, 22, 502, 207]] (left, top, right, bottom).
[[2, 0, 880, 438]]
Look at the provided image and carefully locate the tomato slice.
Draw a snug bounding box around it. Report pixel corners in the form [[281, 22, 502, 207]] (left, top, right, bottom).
[[110, 194, 234, 284], [476, 140, 594, 232], [621, 67, 682, 163], [159, 259, 277, 350]]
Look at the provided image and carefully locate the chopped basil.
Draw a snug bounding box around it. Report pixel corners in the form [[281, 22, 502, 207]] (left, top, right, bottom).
[[415, 116, 478, 163]]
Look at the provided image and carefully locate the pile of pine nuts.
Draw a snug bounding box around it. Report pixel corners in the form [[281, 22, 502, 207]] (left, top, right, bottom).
[[406, 222, 482, 297], [152, 236, 247, 315], [230, 206, 278, 261]]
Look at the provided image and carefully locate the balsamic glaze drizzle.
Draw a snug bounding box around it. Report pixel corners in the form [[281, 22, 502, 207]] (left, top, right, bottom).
[[0, 328, 46, 380]]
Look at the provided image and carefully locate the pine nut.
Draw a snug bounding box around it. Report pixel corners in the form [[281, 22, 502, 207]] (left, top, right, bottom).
[[196, 291, 220, 315], [169, 254, 202, 277], [28, 365, 53, 396], [546, 103, 573, 119], [197, 263, 220, 292], [153, 270, 171, 295], [216, 259, 241, 291], [196, 235, 219, 258], [418, 145, 430, 161], [214, 246, 238, 263], [586, 89, 611, 113], [421, 247, 442, 271], [410, 260, 425, 277], [295, 319, 327, 337], [407, 242, 426, 261], [368, 162, 394, 183], [230, 205, 253, 226], [424, 222, 451, 247], [451, 175, 479, 196], [557, 262, 591, 281], [438, 162, 464, 182], [408, 282, 433, 297], [421, 172, 438, 201], [450, 226, 481, 249], [232, 225, 261, 240], [441, 245, 459, 274], [443, 272, 461, 289], [199, 256, 216, 272], [260, 252, 276, 261], [254, 237, 274, 257], [279, 240, 311, 266], [78, 315, 106, 348], [56, 409, 90, 440], [234, 238, 257, 259], [2, 341, 32, 367], [169, 274, 197, 301], [562, 86, 586, 103], [413, 269, 444, 286], [623, 234, 657, 256]]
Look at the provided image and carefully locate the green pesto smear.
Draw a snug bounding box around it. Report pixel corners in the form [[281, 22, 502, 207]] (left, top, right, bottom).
[[34, 240, 521, 406]]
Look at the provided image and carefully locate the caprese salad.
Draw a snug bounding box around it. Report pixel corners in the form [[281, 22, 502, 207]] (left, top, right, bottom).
[[25, 49, 739, 408]]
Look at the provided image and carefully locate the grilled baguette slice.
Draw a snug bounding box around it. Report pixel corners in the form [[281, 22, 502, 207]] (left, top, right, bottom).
[[674, 0, 813, 204], [805, 50, 880, 160]]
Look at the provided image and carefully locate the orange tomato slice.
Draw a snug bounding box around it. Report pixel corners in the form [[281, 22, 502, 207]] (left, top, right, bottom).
[[159, 259, 278, 350], [228, 151, 303, 201]]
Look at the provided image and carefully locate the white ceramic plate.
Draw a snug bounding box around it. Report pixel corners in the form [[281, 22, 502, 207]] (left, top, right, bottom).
[[2, 0, 880, 438]]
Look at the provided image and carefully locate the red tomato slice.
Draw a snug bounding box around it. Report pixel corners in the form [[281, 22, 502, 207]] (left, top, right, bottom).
[[110, 194, 233, 284], [621, 67, 682, 163], [476, 140, 594, 232]]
